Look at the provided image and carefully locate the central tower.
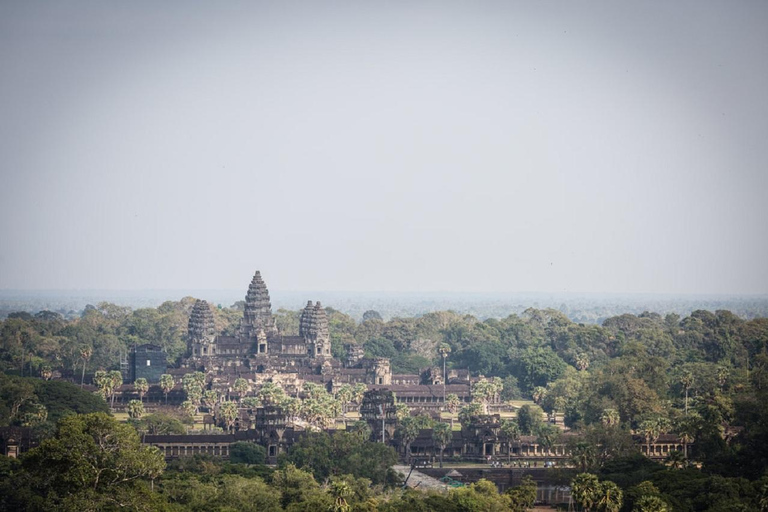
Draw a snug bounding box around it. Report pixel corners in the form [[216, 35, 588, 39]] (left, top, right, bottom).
[[241, 271, 277, 338]]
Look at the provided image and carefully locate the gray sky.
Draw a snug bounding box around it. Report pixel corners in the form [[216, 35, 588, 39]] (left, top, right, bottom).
[[1, 1, 767, 294]]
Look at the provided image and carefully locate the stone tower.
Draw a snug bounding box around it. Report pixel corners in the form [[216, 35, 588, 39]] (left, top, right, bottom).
[[188, 300, 215, 357], [300, 301, 331, 357], [241, 271, 277, 338]]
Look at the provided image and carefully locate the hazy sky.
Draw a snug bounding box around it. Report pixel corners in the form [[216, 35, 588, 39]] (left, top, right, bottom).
[[1, 1, 767, 294]]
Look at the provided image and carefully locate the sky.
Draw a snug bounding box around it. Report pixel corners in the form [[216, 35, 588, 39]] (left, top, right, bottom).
[[1, 1, 767, 295]]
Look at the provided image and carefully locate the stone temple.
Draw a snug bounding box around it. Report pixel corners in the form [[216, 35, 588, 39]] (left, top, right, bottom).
[[183, 271, 392, 388]]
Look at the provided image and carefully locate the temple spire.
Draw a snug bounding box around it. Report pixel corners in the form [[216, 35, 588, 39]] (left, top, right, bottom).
[[241, 271, 277, 337]]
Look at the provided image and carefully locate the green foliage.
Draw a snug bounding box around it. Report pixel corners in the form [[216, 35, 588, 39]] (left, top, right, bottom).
[[280, 430, 398, 485], [506, 474, 537, 511], [516, 404, 545, 435], [5, 412, 165, 511], [229, 442, 266, 465], [130, 411, 187, 435]]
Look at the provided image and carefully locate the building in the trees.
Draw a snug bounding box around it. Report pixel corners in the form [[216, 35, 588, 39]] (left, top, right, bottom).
[[128, 344, 167, 383]]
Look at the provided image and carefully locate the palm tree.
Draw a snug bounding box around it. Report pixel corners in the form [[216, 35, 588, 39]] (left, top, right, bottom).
[[596, 481, 622, 512], [575, 353, 590, 371], [716, 366, 729, 391], [134, 378, 149, 402], [665, 450, 686, 470], [570, 442, 597, 473], [181, 400, 198, 418], [634, 495, 670, 512], [501, 419, 520, 463], [445, 393, 461, 429], [571, 473, 600, 511], [335, 384, 353, 423], [432, 422, 452, 468], [232, 377, 249, 403], [532, 386, 547, 405], [601, 408, 620, 427], [107, 370, 123, 409], [219, 401, 239, 433], [128, 399, 145, 420], [676, 416, 697, 460], [160, 374, 174, 404], [330, 479, 353, 512], [79, 347, 92, 388], [93, 370, 112, 401], [202, 390, 219, 411], [680, 370, 694, 416], [396, 416, 420, 463]]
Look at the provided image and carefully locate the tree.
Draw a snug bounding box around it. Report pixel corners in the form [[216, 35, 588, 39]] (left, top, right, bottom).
[[679, 369, 694, 415], [80, 346, 92, 388], [507, 474, 537, 511], [182, 372, 205, 405], [131, 412, 186, 435], [93, 370, 113, 402], [432, 422, 452, 467], [571, 473, 600, 512], [232, 377, 249, 402], [395, 416, 420, 463], [128, 399, 144, 420], [181, 400, 197, 418], [596, 481, 623, 512], [330, 478, 353, 512], [159, 374, 174, 404], [459, 402, 484, 429], [18, 413, 165, 510], [517, 404, 544, 435], [335, 384, 353, 423], [107, 370, 123, 409], [281, 431, 398, 485], [472, 377, 503, 413], [570, 442, 597, 473], [133, 378, 148, 402], [445, 393, 461, 429], [664, 450, 686, 470], [501, 419, 520, 463], [229, 442, 266, 465], [202, 389, 219, 410], [633, 495, 669, 512], [219, 401, 239, 433], [601, 408, 620, 427], [362, 310, 383, 322]]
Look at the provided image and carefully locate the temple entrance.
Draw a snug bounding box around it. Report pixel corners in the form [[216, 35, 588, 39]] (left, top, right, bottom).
[[485, 444, 493, 456]]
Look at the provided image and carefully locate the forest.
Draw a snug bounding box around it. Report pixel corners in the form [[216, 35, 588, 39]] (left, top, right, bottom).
[[1, 300, 768, 511]]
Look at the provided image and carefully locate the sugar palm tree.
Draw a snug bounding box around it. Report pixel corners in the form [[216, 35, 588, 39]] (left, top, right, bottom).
[[330, 479, 353, 512], [93, 370, 112, 401], [432, 422, 452, 468], [571, 473, 600, 511], [601, 408, 620, 427], [79, 347, 92, 388], [107, 370, 123, 409], [219, 401, 239, 433], [596, 481, 622, 512], [181, 400, 198, 418], [160, 374, 174, 404], [134, 378, 149, 402], [232, 377, 249, 403], [680, 370, 694, 416], [665, 450, 686, 470], [396, 416, 420, 463], [501, 419, 520, 463], [634, 495, 670, 512], [445, 393, 461, 429], [128, 399, 145, 420]]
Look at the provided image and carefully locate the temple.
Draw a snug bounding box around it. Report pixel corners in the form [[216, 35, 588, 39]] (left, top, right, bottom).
[[181, 271, 433, 397]]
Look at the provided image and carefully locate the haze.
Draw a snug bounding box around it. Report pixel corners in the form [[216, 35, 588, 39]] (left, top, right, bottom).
[[1, 1, 767, 295]]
